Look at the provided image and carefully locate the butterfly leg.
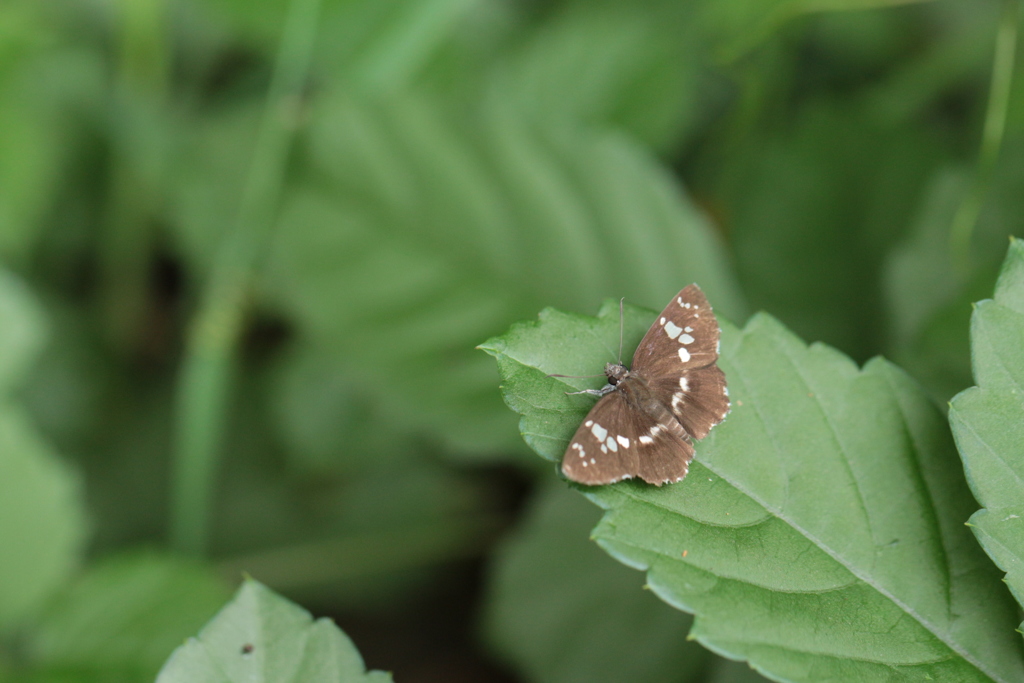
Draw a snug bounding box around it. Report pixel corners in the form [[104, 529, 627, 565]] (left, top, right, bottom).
[[565, 384, 616, 397]]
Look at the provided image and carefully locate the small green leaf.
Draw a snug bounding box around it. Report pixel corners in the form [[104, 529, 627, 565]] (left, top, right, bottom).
[[949, 237, 1024, 631], [485, 300, 1024, 682], [26, 551, 230, 680], [155, 579, 392, 683], [484, 482, 711, 683]]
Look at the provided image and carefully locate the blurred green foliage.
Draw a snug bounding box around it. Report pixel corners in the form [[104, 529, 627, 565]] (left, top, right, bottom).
[[0, 0, 1021, 681]]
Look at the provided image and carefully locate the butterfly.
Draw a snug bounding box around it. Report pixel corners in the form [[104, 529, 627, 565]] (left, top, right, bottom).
[[558, 284, 729, 486]]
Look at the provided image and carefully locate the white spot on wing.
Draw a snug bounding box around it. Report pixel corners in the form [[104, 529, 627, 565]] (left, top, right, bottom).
[[678, 347, 691, 363], [616, 435, 630, 448], [660, 317, 666, 325], [639, 435, 654, 445], [606, 436, 618, 452], [679, 377, 689, 391], [590, 422, 608, 442], [684, 326, 693, 333], [679, 333, 695, 345], [600, 444, 608, 453], [585, 420, 593, 427], [664, 321, 682, 339], [672, 392, 685, 411], [582, 460, 588, 467]]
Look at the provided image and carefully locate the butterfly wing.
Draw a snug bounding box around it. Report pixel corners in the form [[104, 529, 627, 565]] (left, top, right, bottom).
[[631, 284, 721, 375], [630, 283, 729, 440], [561, 283, 726, 487], [649, 364, 729, 440], [562, 390, 694, 486]]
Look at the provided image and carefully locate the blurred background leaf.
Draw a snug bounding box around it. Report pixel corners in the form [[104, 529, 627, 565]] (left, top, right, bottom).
[[0, 270, 86, 632], [22, 551, 229, 682], [257, 91, 745, 456], [0, 0, 1023, 680], [484, 2, 708, 153]]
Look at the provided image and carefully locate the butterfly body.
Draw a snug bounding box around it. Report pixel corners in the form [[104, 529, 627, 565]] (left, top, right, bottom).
[[561, 285, 729, 486]]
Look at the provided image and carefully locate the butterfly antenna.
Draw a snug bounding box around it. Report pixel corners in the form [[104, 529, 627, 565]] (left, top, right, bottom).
[[547, 373, 605, 379], [618, 297, 625, 364]]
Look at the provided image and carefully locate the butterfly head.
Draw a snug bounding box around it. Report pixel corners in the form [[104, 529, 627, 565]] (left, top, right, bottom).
[[605, 362, 629, 385]]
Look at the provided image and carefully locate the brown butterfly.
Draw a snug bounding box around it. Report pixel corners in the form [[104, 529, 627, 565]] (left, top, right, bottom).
[[558, 284, 729, 486]]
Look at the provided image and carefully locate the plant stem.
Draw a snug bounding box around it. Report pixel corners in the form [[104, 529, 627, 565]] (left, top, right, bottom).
[[169, 0, 322, 555], [949, 0, 1019, 276]]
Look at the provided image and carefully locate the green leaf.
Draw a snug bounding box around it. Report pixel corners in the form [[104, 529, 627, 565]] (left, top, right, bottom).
[[0, 269, 46, 394], [882, 168, 979, 401], [489, 3, 703, 152], [0, 272, 85, 630], [0, 405, 86, 631], [200, 0, 480, 92], [267, 341, 416, 473], [261, 91, 745, 455], [321, 0, 481, 91], [484, 301, 1024, 682], [949, 237, 1024, 631], [25, 551, 230, 680], [883, 153, 1024, 402], [155, 579, 392, 683], [885, 168, 969, 354], [712, 98, 945, 361], [484, 481, 711, 683], [480, 298, 658, 463]]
